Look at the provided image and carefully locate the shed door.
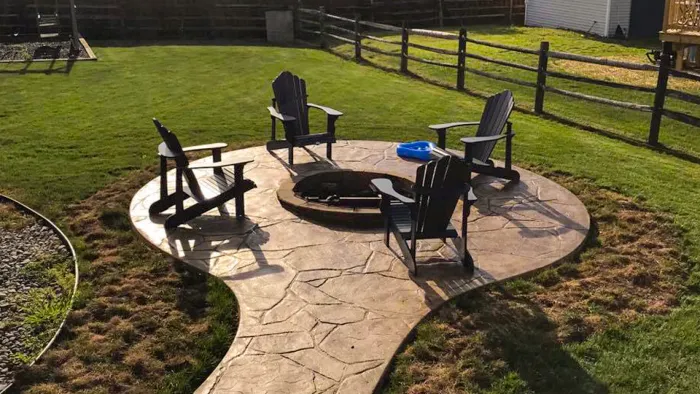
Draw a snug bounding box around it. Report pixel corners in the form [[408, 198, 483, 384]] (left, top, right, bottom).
[[629, 0, 664, 38]]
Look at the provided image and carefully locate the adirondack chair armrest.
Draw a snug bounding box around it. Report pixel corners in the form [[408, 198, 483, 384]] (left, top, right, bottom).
[[307, 103, 344, 117], [428, 121, 480, 131], [371, 179, 415, 205], [186, 158, 254, 170], [182, 143, 228, 153], [429, 122, 480, 149], [460, 134, 510, 145], [268, 106, 297, 122]]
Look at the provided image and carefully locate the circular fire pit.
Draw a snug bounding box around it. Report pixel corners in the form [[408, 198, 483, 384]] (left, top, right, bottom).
[[277, 170, 413, 228]]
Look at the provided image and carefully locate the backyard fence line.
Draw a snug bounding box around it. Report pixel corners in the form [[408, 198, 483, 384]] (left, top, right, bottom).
[[297, 7, 700, 149], [0, 0, 522, 39]]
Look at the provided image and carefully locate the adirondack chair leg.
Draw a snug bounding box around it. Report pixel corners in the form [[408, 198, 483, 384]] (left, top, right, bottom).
[[392, 225, 417, 275], [175, 168, 185, 214], [288, 147, 294, 166], [410, 221, 418, 275], [165, 201, 215, 230], [159, 156, 169, 200], [505, 122, 513, 171], [326, 141, 332, 160], [461, 197, 475, 272], [149, 191, 189, 216], [384, 217, 390, 246], [234, 165, 246, 219]]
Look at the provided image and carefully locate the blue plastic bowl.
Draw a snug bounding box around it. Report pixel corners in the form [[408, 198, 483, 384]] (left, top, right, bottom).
[[397, 141, 436, 161]]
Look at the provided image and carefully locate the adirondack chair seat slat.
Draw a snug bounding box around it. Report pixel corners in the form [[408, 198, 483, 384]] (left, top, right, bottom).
[[187, 174, 255, 202], [429, 90, 520, 183], [372, 155, 477, 276], [390, 202, 459, 239], [267, 71, 343, 165], [150, 119, 256, 229]]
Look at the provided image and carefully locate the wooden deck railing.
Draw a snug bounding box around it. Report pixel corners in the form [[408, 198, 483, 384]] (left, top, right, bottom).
[[664, 0, 700, 32]]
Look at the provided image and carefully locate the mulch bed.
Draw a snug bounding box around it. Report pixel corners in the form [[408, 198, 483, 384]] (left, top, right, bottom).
[[0, 39, 88, 62], [0, 202, 73, 388]]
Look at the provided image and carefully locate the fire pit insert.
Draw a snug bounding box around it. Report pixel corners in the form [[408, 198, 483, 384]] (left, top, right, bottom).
[[277, 170, 413, 228]]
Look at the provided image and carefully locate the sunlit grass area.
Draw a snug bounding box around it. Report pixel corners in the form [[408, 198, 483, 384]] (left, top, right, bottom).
[[1, 40, 699, 392], [325, 24, 700, 157]]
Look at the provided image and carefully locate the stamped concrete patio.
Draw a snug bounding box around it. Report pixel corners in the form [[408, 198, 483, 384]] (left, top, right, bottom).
[[130, 140, 589, 394]]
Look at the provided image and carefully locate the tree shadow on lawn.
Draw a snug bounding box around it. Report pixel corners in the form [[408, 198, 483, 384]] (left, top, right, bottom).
[[387, 285, 609, 393], [0, 58, 75, 75], [459, 287, 608, 393]]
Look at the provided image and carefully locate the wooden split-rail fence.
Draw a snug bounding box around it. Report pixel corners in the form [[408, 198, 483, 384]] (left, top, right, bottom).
[[298, 7, 700, 149]]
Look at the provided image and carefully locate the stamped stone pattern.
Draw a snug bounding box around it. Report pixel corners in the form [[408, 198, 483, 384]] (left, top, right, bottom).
[[130, 141, 590, 394]]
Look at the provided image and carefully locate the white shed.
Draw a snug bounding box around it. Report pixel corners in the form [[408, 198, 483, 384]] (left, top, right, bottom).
[[524, 0, 633, 38]]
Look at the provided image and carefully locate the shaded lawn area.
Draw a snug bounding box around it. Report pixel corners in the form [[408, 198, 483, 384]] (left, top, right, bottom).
[[0, 42, 699, 392], [327, 24, 700, 158]]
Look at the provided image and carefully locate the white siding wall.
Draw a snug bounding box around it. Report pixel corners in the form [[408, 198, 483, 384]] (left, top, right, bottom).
[[608, 0, 632, 37], [525, 0, 610, 37]]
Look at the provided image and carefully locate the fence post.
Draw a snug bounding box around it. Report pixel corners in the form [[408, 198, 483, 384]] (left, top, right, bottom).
[[319, 6, 327, 49], [457, 28, 466, 90], [649, 41, 672, 146], [534, 41, 549, 114], [293, 4, 300, 40], [354, 14, 362, 61], [438, 0, 444, 27], [401, 22, 409, 73], [508, 0, 514, 25]]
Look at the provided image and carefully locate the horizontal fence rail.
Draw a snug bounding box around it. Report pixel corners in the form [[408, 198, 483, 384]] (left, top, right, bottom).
[[297, 7, 700, 151], [0, 0, 523, 38]]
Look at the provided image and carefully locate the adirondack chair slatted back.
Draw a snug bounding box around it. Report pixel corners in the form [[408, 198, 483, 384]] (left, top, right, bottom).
[[414, 156, 468, 235], [474, 90, 514, 163], [272, 71, 310, 140], [153, 119, 205, 200]]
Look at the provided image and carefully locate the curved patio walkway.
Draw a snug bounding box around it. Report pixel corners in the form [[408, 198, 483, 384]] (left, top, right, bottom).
[[130, 140, 590, 394]]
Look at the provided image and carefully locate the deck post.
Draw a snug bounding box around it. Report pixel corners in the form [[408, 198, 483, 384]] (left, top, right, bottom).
[[457, 28, 466, 90], [400, 22, 409, 73], [319, 6, 326, 49], [535, 41, 549, 114], [354, 14, 361, 61], [68, 0, 80, 55], [649, 41, 672, 146]]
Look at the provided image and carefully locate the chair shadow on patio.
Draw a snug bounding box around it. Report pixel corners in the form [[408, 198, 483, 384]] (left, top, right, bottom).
[[159, 215, 285, 281], [267, 145, 340, 177]]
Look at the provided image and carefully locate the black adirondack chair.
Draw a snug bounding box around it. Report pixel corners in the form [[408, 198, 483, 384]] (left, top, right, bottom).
[[267, 71, 343, 165], [149, 119, 256, 230], [371, 154, 477, 275], [429, 90, 519, 183]]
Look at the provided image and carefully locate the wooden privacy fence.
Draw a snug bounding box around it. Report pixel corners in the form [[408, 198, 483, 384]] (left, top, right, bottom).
[[0, 0, 523, 39], [298, 7, 700, 147]]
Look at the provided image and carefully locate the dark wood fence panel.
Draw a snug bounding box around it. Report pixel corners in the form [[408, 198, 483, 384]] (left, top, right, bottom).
[[1, 0, 524, 38]]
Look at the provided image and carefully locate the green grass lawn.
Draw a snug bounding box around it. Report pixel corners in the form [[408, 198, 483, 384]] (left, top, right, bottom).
[[1, 40, 699, 392], [326, 24, 700, 158]]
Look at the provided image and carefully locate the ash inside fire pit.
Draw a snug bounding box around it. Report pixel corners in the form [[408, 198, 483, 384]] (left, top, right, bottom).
[[277, 170, 413, 227]]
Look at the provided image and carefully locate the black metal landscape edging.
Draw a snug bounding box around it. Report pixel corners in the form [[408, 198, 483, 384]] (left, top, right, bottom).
[[0, 195, 79, 394]]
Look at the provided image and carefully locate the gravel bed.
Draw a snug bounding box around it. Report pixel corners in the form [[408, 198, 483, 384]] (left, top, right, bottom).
[[0, 39, 88, 61], [0, 203, 73, 387]]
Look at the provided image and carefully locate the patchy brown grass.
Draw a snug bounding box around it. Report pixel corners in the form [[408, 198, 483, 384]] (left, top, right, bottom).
[[10, 168, 237, 394], [551, 57, 700, 92], [384, 172, 687, 394], [0, 202, 35, 231]]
